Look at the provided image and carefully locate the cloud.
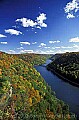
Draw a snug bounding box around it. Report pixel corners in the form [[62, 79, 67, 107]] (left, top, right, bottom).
[[44, 46, 50, 49], [16, 13, 47, 29], [38, 43, 46, 47], [20, 41, 30, 46], [46, 50, 54, 54], [36, 13, 47, 27], [55, 50, 64, 53], [61, 46, 73, 49], [67, 13, 75, 19], [20, 49, 34, 53], [52, 47, 55, 49], [35, 50, 54, 54], [36, 26, 41, 29], [0, 34, 7, 38], [69, 37, 79, 42], [64, 0, 79, 19], [5, 29, 22, 35], [49, 40, 60, 44], [16, 18, 37, 27], [0, 42, 8, 44], [73, 44, 79, 48], [55, 46, 61, 49], [34, 50, 47, 54], [8, 50, 16, 54], [32, 42, 37, 44], [52, 46, 73, 50], [17, 47, 24, 50], [35, 49, 54, 54]]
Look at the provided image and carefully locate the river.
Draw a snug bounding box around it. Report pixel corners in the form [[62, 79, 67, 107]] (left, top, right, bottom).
[[35, 59, 79, 119]]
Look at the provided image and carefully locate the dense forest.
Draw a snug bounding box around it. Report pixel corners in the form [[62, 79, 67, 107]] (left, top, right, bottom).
[[0, 52, 76, 120], [16, 53, 50, 66], [47, 52, 79, 85]]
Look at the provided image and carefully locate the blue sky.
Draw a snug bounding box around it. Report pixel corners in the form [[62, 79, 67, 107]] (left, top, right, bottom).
[[0, 0, 79, 54]]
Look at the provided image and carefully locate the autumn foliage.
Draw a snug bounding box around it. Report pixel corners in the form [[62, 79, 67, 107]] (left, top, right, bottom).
[[0, 52, 76, 120]]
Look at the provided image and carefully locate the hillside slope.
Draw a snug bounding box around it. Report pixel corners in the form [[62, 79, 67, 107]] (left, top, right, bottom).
[[0, 52, 75, 120], [47, 52, 79, 85]]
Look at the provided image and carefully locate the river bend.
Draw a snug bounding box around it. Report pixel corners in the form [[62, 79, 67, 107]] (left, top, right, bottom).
[[35, 59, 79, 119]]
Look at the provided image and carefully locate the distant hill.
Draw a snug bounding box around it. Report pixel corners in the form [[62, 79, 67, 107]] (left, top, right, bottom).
[[50, 53, 62, 61], [0, 52, 75, 119], [16, 53, 51, 65], [47, 52, 79, 85]]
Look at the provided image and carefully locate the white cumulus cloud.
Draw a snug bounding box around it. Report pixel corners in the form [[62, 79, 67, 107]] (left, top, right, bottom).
[[0, 42, 8, 44], [16, 13, 47, 29], [69, 37, 79, 42], [16, 18, 37, 27], [5, 29, 22, 35], [20, 41, 30, 46], [61, 46, 73, 49], [0, 34, 7, 38], [20, 50, 34, 53], [46, 50, 54, 54], [73, 44, 79, 48], [64, 0, 79, 19], [32, 42, 37, 44], [17, 47, 24, 50], [36, 26, 41, 29], [49, 40, 60, 44], [38, 43, 46, 47], [67, 13, 75, 19], [36, 13, 47, 27], [44, 46, 50, 49], [8, 50, 16, 54]]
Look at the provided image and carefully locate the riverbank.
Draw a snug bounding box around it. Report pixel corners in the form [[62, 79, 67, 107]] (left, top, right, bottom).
[[35, 63, 79, 120], [47, 66, 79, 87]]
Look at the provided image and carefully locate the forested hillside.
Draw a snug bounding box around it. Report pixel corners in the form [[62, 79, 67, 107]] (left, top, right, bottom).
[[16, 53, 50, 65], [0, 52, 75, 120], [47, 52, 79, 85]]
